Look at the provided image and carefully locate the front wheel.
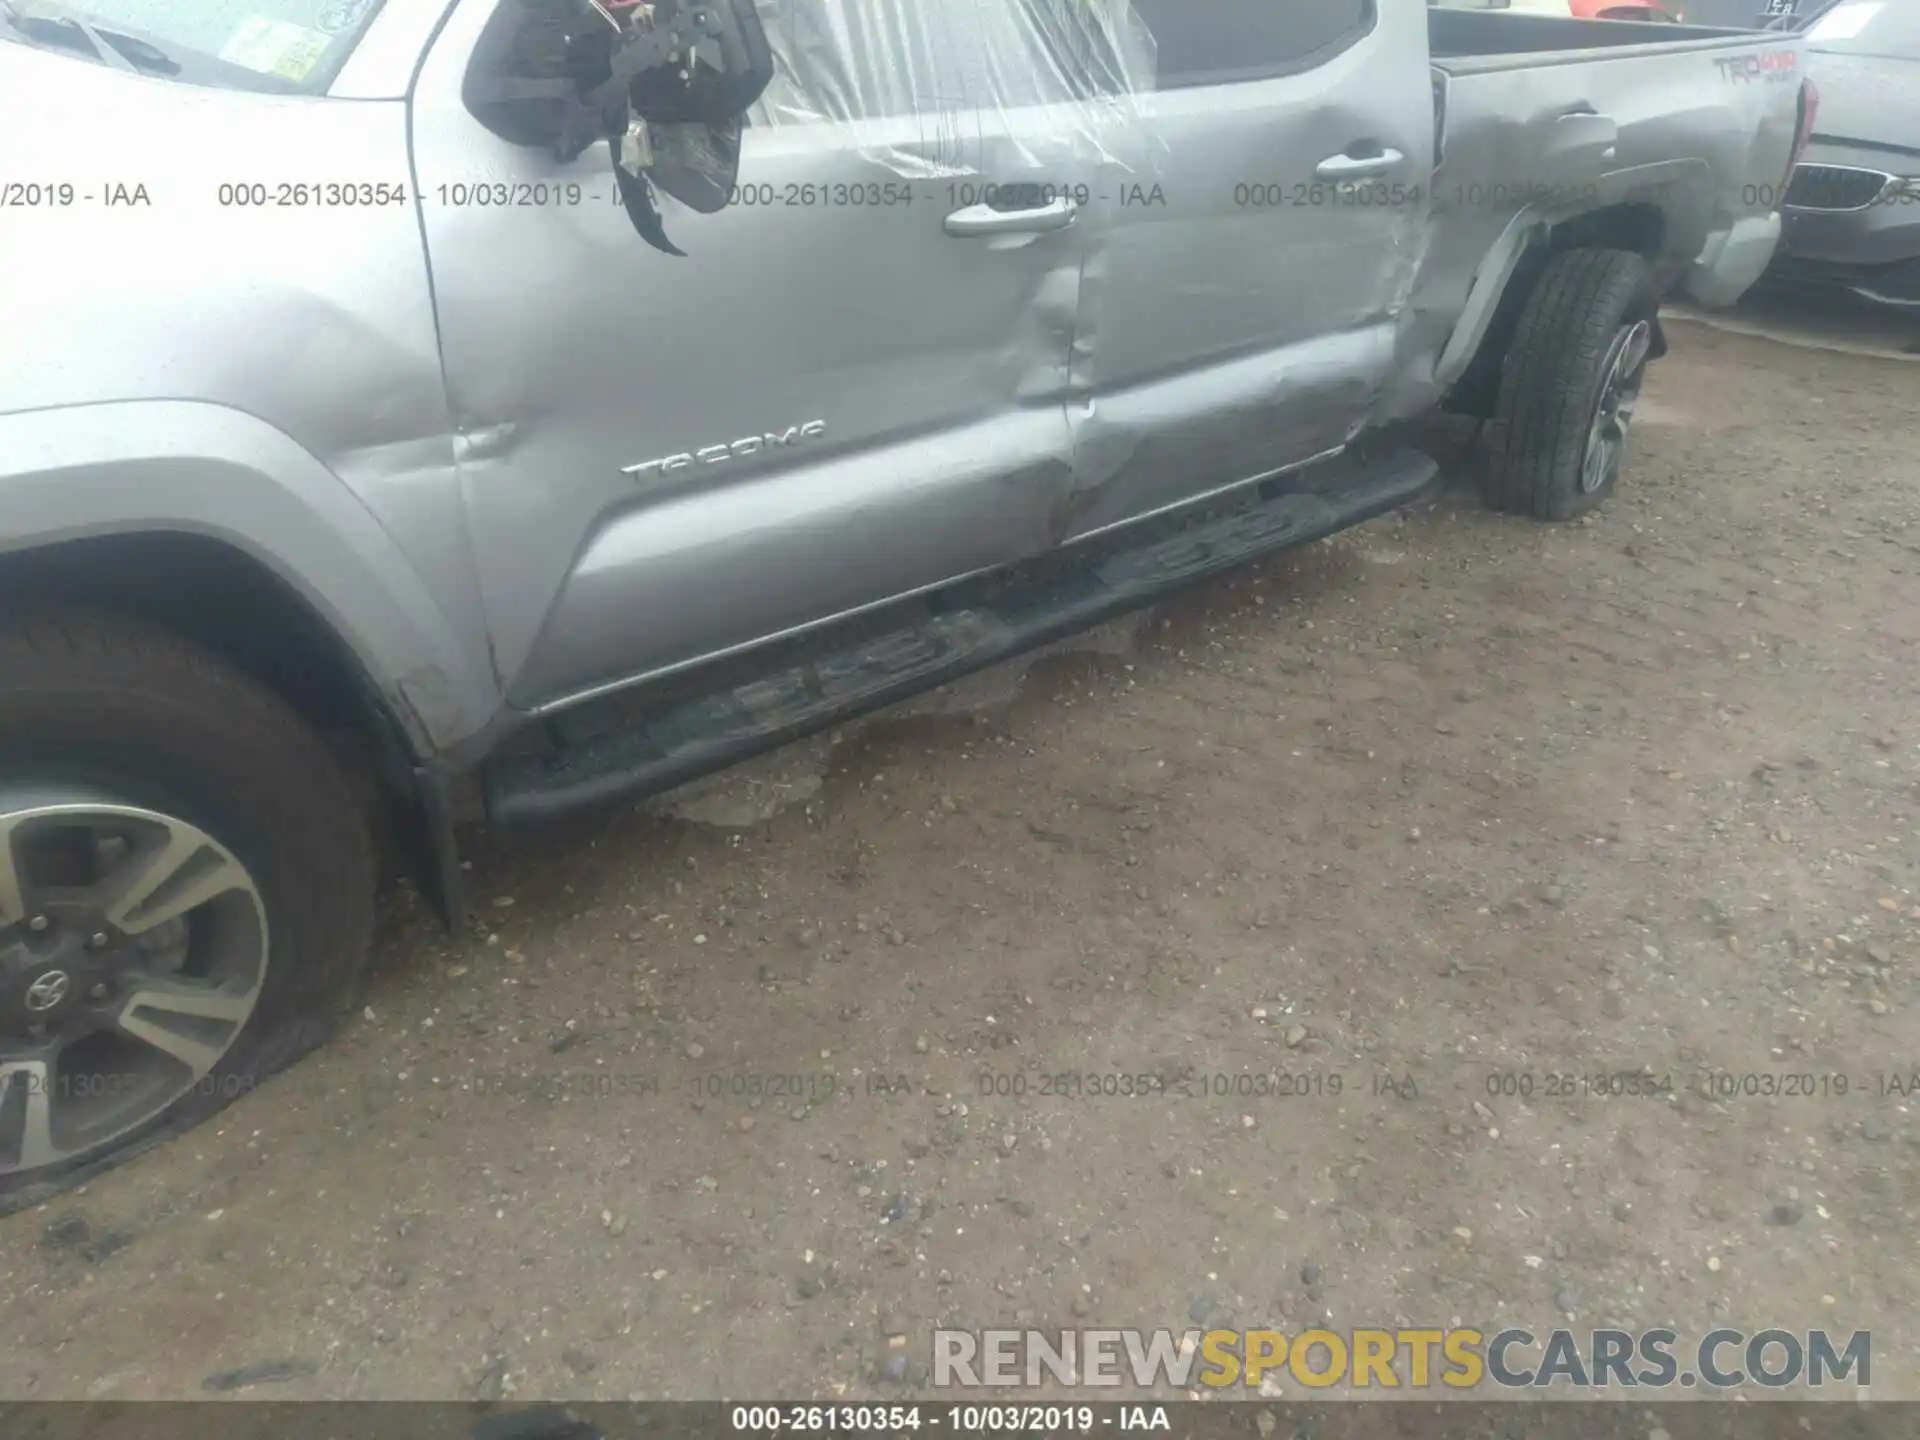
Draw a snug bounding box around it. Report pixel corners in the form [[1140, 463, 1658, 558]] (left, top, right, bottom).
[[1484, 247, 1660, 522], [0, 610, 374, 1212]]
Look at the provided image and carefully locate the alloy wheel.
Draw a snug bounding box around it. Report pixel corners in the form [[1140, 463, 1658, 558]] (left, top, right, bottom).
[[1581, 318, 1653, 495], [0, 795, 268, 1177]]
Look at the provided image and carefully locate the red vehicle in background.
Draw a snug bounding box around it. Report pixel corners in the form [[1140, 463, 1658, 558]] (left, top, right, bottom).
[[1484, 1, 1685, 19], [1572, 0, 1682, 18]]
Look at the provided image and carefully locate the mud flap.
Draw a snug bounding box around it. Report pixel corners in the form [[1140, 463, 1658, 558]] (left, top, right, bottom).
[[403, 764, 471, 933]]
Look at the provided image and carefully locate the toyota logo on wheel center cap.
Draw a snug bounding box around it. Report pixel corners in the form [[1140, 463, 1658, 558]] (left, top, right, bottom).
[[23, 970, 71, 1012]]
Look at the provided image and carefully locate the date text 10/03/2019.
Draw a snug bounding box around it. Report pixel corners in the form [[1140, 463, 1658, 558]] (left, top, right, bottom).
[[728, 1406, 1166, 1433]]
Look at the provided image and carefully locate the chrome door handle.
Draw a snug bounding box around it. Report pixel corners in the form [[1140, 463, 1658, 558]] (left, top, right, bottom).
[[1314, 148, 1406, 180], [943, 198, 1079, 237]]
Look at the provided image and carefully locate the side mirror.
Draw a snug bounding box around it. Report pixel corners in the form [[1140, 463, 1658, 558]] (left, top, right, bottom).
[[465, 0, 775, 254]]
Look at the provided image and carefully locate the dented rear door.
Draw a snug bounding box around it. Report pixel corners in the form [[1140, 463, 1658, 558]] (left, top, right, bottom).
[[1061, 0, 1436, 539]]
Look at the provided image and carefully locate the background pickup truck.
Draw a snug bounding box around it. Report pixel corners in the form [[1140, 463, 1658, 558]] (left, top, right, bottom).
[[0, 0, 1809, 1206]]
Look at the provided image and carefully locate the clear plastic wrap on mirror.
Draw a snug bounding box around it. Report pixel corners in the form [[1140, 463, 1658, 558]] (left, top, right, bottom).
[[747, 0, 1161, 179]]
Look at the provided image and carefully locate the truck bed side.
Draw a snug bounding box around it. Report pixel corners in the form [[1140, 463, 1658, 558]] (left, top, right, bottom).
[[1385, 10, 1806, 420]]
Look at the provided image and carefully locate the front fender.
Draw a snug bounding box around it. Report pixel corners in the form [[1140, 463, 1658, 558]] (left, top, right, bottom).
[[0, 401, 500, 755]]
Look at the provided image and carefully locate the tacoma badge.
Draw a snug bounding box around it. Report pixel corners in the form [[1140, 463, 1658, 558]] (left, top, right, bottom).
[[622, 420, 827, 482]]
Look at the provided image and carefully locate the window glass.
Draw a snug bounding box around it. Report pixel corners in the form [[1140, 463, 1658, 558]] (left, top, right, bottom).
[[1128, 0, 1374, 87], [0, 0, 381, 91], [749, 0, 1155, 142]]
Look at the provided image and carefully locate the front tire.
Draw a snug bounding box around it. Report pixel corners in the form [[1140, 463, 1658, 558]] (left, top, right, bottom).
[[1484, 247, 1659, 522], [0, 609, 374, 1213]]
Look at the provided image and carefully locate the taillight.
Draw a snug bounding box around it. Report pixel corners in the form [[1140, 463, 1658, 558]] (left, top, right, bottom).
[[1784, 76, 1820, 193]]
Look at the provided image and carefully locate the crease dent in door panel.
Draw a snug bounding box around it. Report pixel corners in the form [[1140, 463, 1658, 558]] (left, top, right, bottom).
[[1060, 326, 1396, 534], [1380, 203, 1434, 321], [1062, 187, 1429, 534], [751, 0, 1162, 178], [1017, 254, 1085, 411], [1363, 200, 1442, 425]]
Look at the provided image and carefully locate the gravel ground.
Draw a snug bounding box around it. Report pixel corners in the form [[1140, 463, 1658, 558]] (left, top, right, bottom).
[[1, 300, 1917, 1406]]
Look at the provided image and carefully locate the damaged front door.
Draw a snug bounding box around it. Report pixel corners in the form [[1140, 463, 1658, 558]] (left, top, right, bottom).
[[411, 0, 1118, 712], [1062, 0, 1436, 538]]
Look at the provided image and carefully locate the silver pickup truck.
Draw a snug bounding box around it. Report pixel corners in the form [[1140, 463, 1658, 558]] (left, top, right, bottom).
[[0, 0, 1809, 1204]]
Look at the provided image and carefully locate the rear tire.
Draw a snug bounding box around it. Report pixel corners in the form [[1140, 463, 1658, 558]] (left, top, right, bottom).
[[0, 609, 374, 1213], [1484, 247, 1659, 522]]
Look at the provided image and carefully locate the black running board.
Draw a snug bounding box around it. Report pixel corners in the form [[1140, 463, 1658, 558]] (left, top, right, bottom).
[[484, 446, 1437, 826]]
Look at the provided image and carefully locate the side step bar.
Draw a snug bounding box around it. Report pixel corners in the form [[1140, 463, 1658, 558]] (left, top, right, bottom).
[[484, 445, 1437, 825]]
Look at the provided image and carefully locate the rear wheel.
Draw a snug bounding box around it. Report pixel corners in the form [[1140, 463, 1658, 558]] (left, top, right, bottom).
[[1484, 247, 1658, 522], [0, 609, 374, 1212]]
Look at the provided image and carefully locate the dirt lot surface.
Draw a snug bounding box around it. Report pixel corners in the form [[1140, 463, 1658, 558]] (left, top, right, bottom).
[[2, 304, 1918, 1407]]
